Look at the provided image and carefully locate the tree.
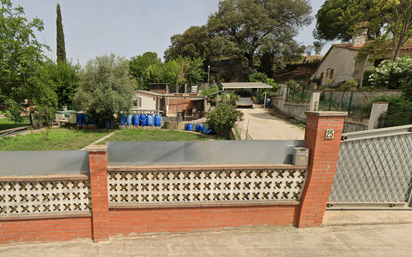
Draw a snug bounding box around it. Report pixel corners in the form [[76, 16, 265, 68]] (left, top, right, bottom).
[[51, 61, 80, 108], [315, 0, 412, 61], [129, 52, 162, 89], [186, 57, 205, 85], [164, 26, 210, 62], [207, 0, 312, 70], [56, 3, 66, 63], [161, 56, 204, 92], [74, 54, 136, 127], [0, 0, 56, 121]]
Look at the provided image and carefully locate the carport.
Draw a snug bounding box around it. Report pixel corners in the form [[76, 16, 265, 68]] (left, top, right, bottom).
[[221, 82, 272, 108]]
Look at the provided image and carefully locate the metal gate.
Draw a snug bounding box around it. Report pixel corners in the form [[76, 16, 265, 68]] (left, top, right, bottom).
[[328, 125, 412, 209]]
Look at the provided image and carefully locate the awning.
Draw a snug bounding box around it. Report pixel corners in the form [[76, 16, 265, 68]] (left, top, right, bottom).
[[221, 82, 271, 89]]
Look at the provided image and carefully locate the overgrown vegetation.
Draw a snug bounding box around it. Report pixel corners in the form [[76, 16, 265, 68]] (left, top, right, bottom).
[[206, 101, 244, 137], [74, 54, 136, 128]]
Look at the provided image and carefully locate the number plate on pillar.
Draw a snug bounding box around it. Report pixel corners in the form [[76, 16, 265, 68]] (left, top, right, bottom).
[[325, 129, 335, 139]]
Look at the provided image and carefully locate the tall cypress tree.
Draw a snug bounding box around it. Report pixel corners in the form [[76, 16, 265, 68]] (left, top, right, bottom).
[[56, 3, 66, 63]]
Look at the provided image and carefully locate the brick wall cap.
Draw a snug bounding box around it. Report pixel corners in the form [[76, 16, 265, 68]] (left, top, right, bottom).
[[305, 111, 348, 117], [87, 145, 108, 152]]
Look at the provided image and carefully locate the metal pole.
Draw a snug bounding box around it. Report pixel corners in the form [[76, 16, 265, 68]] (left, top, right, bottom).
[[264, 91, 267, 109], [301, 85, 305, 101], [329, 92, 333, 111], [208, 65, 210, 86], [348, 91, 354, 116]]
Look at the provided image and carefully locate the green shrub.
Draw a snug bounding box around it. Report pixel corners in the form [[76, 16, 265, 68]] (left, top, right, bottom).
[[370, 57, 412, 89], [206, 102, 243, 137], [375, 94, 412, 127], [362, 69, 375, 88]]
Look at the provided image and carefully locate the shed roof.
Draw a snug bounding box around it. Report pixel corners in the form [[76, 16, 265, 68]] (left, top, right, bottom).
[[135, 90, 164, 96], [221, 82, 271, 89]]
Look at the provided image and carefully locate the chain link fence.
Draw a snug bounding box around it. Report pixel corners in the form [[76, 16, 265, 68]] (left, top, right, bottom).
[[318, 91, 372, 117]]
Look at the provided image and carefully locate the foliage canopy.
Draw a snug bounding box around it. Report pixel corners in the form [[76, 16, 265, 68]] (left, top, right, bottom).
[[74, 54, 136, 125]]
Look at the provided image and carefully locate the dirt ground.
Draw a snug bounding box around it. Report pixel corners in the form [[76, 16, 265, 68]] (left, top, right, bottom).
[[237, 106, 305, 140]]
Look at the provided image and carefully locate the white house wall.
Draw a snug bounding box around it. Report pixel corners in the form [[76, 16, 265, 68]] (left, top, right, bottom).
[[130, 93, 157, 111], [315, 47, 358, 85]]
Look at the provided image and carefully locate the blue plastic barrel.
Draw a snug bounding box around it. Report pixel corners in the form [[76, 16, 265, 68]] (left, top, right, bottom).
[[199, 125, 204, 132], [265, 99, 271, 107], [196, 124, 200, 132], [127, 114, 133, 125], [120, 115, 126, 125], [188, 124, 193, 131], [147, 114, 154, 126], [133, 114, 139, 125], [185, 124, 188, 130], [139, 114, 147, 126], [85, 114, 92, 124], [155, 114, 162, 127], [105, 120, 110, 128], [77, 113, 84, 125], [92, 115, 98, 124]]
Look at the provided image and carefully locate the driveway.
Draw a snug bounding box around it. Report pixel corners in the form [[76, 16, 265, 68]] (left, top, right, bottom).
[[237, 106, 305, 140]]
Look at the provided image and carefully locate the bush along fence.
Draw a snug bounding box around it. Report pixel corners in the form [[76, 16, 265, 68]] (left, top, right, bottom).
[[271, 88, 389, 133], [0, 111, 346, 244]]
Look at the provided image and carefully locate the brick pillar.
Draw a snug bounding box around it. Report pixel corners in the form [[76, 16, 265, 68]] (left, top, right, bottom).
[[87, 145, 109, 241], [297, 111, 347, 228]]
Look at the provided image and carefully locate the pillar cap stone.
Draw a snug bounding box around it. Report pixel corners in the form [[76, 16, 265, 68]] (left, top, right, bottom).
[[87, 145, 108, 152], [305, 111, 348, 117]]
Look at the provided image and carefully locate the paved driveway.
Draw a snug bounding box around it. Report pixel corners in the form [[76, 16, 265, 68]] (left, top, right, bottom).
[[237, 106, 305, 140]]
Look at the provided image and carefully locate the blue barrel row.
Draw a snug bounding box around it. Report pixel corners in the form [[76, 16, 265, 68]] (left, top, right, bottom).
[[77, 113, 98, 125], [119, 114, 161, 127], [185, 124, 204, 132]]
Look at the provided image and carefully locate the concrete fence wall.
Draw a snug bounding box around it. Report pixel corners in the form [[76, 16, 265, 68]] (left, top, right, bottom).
[[272, 92, 388, 133], [0, 112, 346, 244]]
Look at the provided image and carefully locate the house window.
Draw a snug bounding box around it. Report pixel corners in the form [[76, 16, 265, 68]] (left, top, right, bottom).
[[330, 69, 334, 79], [320, 73, 324, 85], [326, 71, 329, 79], [374, 59, 388, 67], [133, 96, 142, 107]]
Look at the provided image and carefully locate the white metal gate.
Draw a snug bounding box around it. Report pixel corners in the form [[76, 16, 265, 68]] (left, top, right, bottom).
[[328, 125, 412, 209]]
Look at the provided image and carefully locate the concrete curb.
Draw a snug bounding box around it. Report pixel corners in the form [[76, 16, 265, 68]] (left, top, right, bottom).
[[80, 132, 115, 150]]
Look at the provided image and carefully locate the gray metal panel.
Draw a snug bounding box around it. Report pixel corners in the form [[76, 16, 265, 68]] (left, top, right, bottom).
[[107, 140, 305, 166], [0, 151, 89, 176], [221, 82, 271, 89], [342, 124, 412, 142], [330, 133, 412, 204]]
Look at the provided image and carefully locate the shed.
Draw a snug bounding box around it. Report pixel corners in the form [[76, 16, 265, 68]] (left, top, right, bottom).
[[131, 90, 164, 114], [221, 82, 272, 107]]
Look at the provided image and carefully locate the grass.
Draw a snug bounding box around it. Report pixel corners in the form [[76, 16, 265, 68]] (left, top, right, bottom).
[[0, 116, 31, 131], [97, 129, 209, 145], [0, 128, 112, 151], [234, 128, 242, 140]]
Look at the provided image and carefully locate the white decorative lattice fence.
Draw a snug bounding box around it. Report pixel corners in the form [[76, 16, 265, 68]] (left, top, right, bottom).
[[108, 168, 307, 204], [0, 179, 91, 216]]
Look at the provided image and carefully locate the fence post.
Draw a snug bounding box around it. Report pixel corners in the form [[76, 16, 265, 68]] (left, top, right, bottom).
[[368, 102, 389, 129], [87, 145, 109, 242], [297, 111, 347, 228]]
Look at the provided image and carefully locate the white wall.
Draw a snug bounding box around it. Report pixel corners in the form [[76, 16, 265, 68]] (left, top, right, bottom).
[[130, 92, 157, 111], [315, 47, 358, 85]]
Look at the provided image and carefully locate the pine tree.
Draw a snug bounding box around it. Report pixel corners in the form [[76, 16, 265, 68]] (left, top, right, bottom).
[[56, 3, 66, 62]]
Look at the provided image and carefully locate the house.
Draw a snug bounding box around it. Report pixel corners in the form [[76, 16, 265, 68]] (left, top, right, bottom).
[[313, 32, 412, 86], [132, 90, 206, 118], [131, 90, 164, 114]]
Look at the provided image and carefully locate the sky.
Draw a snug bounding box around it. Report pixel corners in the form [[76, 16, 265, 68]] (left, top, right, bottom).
[[13, 0, 329, 67]]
